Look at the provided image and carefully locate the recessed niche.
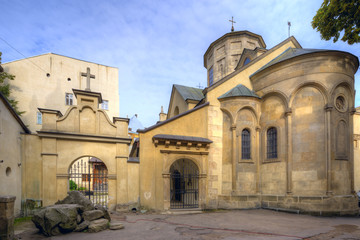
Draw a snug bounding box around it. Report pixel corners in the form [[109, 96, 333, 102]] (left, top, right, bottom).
[[6, 167, 11, 176]]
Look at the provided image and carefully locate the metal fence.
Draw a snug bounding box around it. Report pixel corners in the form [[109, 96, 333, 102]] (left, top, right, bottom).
[[170, 159, 199, 209], [69, 157, 108, 208]]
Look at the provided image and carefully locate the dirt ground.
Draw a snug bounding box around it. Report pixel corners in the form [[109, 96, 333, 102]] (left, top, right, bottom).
[[14, 209, 360, 240]]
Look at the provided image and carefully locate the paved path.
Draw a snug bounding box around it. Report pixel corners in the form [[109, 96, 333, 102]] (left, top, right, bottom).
[[15, 209, 360, 240]]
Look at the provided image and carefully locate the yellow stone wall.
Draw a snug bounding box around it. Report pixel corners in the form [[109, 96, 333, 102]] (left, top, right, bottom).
[[139, 105, 208, 210], [22, 91, 137, 211], [3, 53, 119, 132]]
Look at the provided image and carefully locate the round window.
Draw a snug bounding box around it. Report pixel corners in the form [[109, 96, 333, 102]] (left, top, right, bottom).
[[335, 95, 347, 112]]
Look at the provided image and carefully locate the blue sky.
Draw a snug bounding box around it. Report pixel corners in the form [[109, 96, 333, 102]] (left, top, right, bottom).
[[1, 0, 359, 127]]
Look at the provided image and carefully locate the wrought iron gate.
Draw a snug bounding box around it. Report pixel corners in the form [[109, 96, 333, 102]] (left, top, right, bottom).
[[170, 159, 199, 209], [69, 157, 108, 208]]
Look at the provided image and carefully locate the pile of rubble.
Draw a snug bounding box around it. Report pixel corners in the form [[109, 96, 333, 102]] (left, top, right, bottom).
[[32, 191, 123, 236]]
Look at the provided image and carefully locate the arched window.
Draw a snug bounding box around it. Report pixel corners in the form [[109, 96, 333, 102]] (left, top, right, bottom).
[[267, 127, 277, 159], [241, 129, 251, 159], [174, 106, 179, 116]]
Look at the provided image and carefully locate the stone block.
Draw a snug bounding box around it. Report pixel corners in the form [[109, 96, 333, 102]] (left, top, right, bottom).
[[0, 196, 15, 240], [88, 218, 109, 233], [83, 210, 105, 221], [109, 221, 124, 230]]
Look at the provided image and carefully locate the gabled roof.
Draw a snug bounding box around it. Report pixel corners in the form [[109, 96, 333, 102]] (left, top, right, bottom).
[[174, 84, 204, 102], [218, 84, 260, 99]]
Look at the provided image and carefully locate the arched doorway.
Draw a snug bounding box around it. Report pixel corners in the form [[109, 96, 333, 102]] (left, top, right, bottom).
[[170, 159, 199, 209], [69, 157, 108, 207]]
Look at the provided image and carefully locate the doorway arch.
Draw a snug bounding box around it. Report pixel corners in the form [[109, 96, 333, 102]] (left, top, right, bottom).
[[170, 159, 199, 209], [68, 156, 108, 207]]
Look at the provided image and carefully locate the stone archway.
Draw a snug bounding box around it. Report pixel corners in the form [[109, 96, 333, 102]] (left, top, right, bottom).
[[170, 159, 199, 209], [69, 156, 108, 208]]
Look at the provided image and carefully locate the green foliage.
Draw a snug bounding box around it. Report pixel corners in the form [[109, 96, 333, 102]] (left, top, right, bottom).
[[14, 216, 32, 226], [69, 180, 78, 190], [0, 52, 24, 115], [312, 0, 360, 45]]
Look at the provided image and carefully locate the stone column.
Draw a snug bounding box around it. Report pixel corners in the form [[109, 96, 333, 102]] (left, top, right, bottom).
[[285, 109, 292, 194], [231, 125, 237, 192], [255, 127, 261, 193], [325, 105, 333, 195], [0, 196, 16, 240], [350, 108, 356, 193]]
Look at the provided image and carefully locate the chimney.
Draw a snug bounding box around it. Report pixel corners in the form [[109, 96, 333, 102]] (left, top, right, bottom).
[[159, 106, 167, 122]]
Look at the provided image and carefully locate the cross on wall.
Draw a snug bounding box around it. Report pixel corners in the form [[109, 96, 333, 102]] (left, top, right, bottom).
[[81, 67, 95, 91]]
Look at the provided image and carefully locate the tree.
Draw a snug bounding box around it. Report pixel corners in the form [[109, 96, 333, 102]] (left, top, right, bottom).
[[312, 0, 360, 45], [0, 52, 23, 115]]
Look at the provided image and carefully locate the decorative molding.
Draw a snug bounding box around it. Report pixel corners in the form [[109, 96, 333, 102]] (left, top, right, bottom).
[[56, 174, 69, 178], [37, 131, 132, 144], [41, 153, 58, 156], [160, 150, 209, 155], [324, 104, 333, 112], [108, 174, 117, 180], [115, 156, 128, 159]]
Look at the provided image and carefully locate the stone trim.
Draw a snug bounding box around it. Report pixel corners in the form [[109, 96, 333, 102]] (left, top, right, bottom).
[[160, 150, 209, 155], [56, 174, 69, 178], [108, 174, 116, 180], [37, 131, 132, 144], [41, 153, 58, 156]]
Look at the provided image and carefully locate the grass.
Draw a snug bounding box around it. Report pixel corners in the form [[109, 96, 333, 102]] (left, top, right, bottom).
[[14, 216, 32, 226]]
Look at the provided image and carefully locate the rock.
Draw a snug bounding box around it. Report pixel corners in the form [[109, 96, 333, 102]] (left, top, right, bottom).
[[77, 214, 82, 223], [95, 204, 111, 221], [74, 220, 90, 232], [32, 204, 83, 236], [88, 219, 109, 233], [83, 210, 104, 221], [55, 191, 94, 211], [109, 221, 124, 230]]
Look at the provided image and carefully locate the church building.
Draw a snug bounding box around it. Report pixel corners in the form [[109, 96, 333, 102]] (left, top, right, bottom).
[[138, 30, 359, 215]]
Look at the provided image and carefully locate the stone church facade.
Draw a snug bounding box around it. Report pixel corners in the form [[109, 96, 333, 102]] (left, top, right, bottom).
[[138, 31, 359, 215], [1, 30, 359, 216]]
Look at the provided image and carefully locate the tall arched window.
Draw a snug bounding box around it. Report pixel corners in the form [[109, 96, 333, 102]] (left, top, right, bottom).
[[267, 127, 277, 159], [241, 129, 251, 159]]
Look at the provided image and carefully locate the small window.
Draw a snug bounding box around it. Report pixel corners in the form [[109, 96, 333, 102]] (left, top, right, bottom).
[[36, 112, 42, 125], [65, 93, 73, 105], [244, 57, 251, 66], [241, 129, 251, 159], [267, 127, 277, 159], [174, 106, 179, 116], [208, 67, 214, 86], [101, 100, 109, 110]]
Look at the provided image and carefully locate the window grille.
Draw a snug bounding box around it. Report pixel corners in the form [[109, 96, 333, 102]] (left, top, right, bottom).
[[241, 129, 251, 159], [65, 93, 73, 105], [267, 127, 277, 159]]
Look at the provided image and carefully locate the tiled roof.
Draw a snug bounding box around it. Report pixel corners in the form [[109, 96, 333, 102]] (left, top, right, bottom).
[[218, 84, 260, 99], [174, 84, 204, 101]]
